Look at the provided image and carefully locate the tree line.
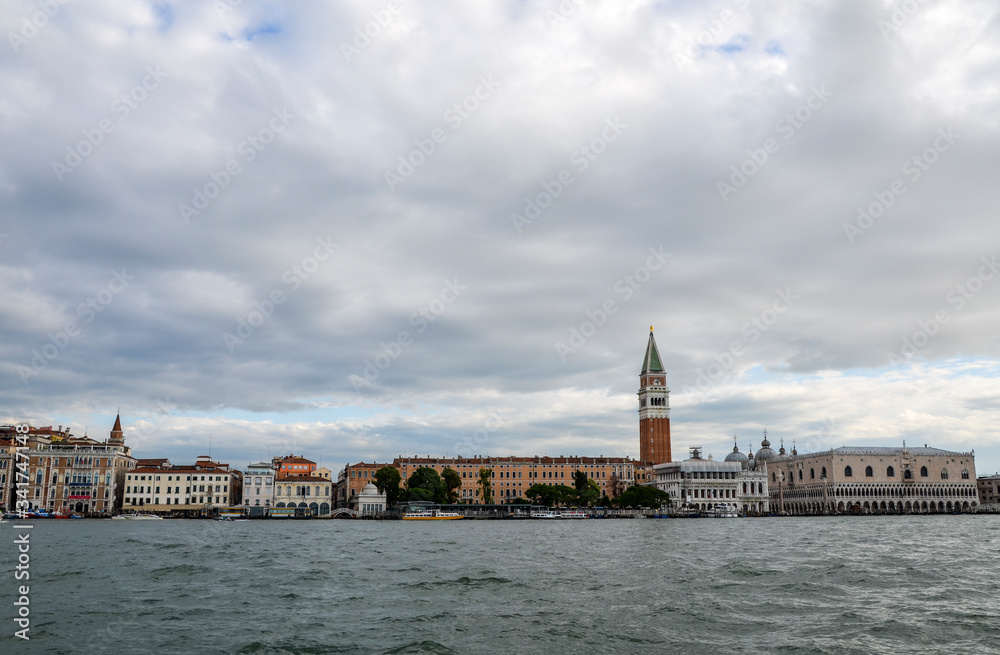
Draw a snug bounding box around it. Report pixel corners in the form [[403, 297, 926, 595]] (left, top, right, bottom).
[[371, 465, 670, 508]]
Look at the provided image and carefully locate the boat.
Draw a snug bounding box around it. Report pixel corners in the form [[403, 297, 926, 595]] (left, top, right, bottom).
[[111, 513, 163, 520], [401, 509, 463, 520], [530, 510, 561, 519], [708, 503, 738, 518], [559, 510, 589, 519], [213, 516, 234, 521]]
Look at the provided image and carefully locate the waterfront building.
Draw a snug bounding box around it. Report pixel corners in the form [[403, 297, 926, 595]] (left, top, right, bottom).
[[355, 481, 386, 515], [243, 461, 277, 515], [976, 473, 1000, 510], [274, 473, 332, 516], [273, 454, 317, 478], [123, 455, 242, 515], [764, 442, 979, 514], [638, 327, 672, 465], [339, 455, 643, 506], [0, 437, 13, 512], [654, 444, 769, 514], [5, 417, 135, 516]]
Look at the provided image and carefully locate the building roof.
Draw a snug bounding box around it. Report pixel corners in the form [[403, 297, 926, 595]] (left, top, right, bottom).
[[276, 474, 330, 483], [641, 328, 664, 374], [112, 414, 122, 433], [830, 446, 973, 457]]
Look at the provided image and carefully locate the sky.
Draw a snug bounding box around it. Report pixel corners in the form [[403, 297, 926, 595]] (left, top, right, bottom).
[[2, 0, 999, 477]]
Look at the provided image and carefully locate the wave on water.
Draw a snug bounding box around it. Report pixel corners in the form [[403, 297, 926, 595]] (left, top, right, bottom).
[[150, 564, 211, 578]]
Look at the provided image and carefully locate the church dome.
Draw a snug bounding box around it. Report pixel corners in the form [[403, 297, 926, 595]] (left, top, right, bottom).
[[724, 442, 748, 463], [754, 430, 776, 465], [360, 482, 380, 495]]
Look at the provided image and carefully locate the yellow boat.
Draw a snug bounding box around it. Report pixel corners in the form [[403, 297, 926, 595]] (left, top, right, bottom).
[[402, 509, 463, 520]]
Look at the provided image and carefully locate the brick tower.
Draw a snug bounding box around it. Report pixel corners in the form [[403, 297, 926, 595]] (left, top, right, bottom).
[[638, 327, 671, 464]]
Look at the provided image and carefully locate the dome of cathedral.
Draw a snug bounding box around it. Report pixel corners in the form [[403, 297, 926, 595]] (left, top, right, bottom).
[[754, 431, 776, 465], [724, 442, 748, 463]]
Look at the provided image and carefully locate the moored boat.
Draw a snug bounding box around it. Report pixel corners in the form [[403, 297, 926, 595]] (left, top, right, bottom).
[[402, 509, 463, 520], [112, 513, 163, 520]]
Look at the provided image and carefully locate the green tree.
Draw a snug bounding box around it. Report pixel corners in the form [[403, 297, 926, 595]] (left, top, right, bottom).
[[442, 467, 462, 504], [573, 469, 589, 492], [477, 467, 493, 504], [613, 485, 671, 508], [578, 479, 601, 507], [406, 467, 447, 504], [526, 483, 578, 507], [373, 466, 402, 507]]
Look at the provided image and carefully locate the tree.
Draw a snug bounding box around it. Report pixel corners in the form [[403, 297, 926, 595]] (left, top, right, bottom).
[[442, 467, 462, 504], [613, 485, 671, 508], [525, 483, 577, 507], [573, 470, 589, 492], [578, 479, 601, 507], [477, 467, 493, 504], [406, 467, 447, 504], [608, 472, 626, 499], [373, 466, 402, 507]]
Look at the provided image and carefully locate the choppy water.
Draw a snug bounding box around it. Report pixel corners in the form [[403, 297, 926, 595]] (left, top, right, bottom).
[[3, 516, 1000, 654]]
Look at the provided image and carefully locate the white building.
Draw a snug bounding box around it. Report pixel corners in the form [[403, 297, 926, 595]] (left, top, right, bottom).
[[355, 481, 386, 516], [243, 461, 276, 515], [274, 475, 332, 516], [654, 444, 769, 515]]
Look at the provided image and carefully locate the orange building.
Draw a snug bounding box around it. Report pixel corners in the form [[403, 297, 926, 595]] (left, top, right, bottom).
[[337, 455, 643, 507], [273, 455, 316, 478]]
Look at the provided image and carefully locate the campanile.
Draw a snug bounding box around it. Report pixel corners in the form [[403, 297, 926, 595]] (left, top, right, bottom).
[[638, 327, 671, 464]]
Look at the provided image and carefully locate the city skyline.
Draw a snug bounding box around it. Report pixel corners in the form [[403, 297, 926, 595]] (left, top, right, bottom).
[[3, 2, 999, 477]]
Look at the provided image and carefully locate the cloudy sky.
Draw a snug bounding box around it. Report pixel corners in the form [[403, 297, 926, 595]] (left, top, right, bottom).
[[2, 0, 999, 476]]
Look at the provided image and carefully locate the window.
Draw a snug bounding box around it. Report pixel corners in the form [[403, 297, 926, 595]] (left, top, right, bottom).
[[920, 466, 928, 477], [821, 467, 827, 478], [961, 469, 969, 480], [810, 468, 815, 479], [941, 469, 949, 480], [904, 469, 912, 480], [887, 466, 895, 477], [865, 466, 873, 477], [844, 466, 853, 477]]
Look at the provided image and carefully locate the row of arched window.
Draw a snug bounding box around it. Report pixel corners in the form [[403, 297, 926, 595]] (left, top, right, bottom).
[[778, 465, 971, 482]]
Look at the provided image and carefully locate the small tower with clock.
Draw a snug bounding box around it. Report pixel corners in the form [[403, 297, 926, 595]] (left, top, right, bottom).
[[638, 326, 671, 464]]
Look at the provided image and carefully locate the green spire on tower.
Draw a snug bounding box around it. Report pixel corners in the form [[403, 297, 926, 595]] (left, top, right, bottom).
[[641, 326, 664, 374]]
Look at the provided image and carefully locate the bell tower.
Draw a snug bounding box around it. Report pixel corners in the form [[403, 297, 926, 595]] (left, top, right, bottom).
[[638, 327, 671, 464]]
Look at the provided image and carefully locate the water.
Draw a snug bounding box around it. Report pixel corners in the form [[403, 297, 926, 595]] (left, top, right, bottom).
[[3, 516, 999, 654]]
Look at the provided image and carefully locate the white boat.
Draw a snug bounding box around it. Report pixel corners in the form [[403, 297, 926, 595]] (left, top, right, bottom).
[[559, 511, 589, 519], [112, 513, 163, 520], [708, 503, 738, 518], [530, 510, 561, 519], [402, 509, 463, 520]]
